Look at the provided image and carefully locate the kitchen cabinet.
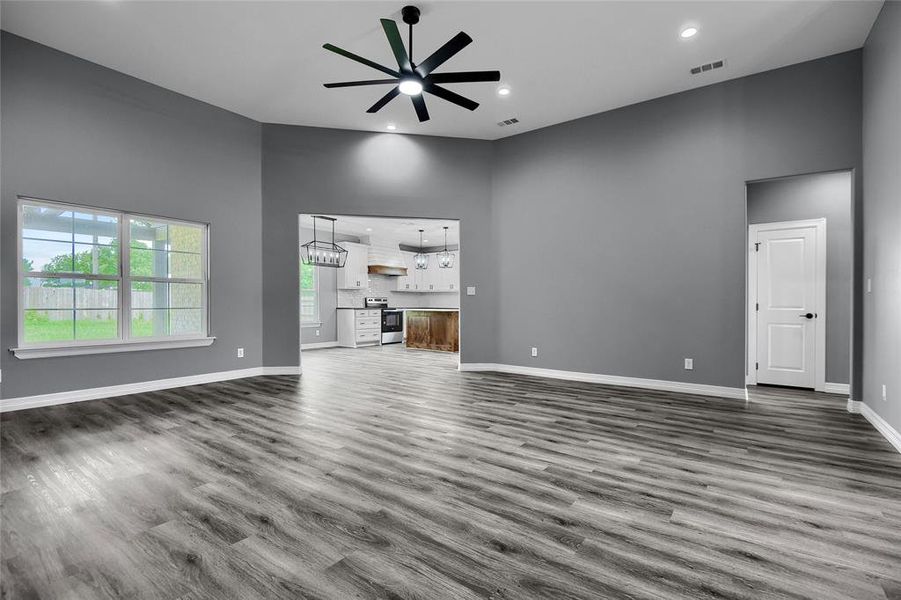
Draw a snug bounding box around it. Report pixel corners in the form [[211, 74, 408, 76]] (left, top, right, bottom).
[[406, 310, 459, 352], [337, 308, 382, 347], [337, 242, 369, 290], [395, 251, 459, 293], [396, 251, 417, 291], [435, 255, 459, 292]]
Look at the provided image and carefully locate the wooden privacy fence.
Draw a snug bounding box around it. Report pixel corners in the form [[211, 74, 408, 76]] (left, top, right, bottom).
[[24, 288, 153, 320]]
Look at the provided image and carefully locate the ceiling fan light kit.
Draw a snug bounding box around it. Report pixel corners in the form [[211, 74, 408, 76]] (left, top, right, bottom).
[[323, 5, 501, 123]]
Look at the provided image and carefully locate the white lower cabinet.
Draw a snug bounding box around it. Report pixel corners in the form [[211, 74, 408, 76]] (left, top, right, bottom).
[[337, 309, 381, 348]]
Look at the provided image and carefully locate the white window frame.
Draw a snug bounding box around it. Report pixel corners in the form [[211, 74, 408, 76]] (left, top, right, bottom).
[[13, 197, 214, 359], [300, 260, 321, 327]]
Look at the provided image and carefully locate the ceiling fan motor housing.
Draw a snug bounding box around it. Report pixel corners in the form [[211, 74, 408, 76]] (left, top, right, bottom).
[[402, 6, 421, 26]]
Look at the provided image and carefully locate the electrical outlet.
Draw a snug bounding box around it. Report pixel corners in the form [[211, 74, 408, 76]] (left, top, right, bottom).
[[882, 384, 887, 401], [237, 347, 244, 358], [684, 358, 693, 370], [466, 286, 476, 296], [531, 347, 538, 358], [316, 329, 320, 337]]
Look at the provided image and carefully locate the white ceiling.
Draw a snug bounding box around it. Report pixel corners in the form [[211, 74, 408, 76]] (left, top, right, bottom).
[[302, 214, 459, 247], [1, 1, 882, 140]]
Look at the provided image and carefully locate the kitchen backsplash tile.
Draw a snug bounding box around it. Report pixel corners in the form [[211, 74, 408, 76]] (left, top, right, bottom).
[[337, 274, 459, 309]]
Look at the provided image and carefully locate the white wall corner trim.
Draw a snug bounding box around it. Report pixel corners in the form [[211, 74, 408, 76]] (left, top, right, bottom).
[[824, 382, 851, 395], [849, 401, 901, 455], [458, 363, 748, 401], [0, 366, 301, 413], [301, 341, 340, 350]]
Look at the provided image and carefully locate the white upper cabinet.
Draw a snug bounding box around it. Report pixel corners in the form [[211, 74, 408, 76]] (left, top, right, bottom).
[[337, 242, 369, 290], [435, 252, 459, 292], [394, 251, 459, 293], [396, 251, 416, 292]]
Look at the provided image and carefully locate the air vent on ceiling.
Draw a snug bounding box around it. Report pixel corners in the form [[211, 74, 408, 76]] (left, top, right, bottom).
[[497, 117, 520, 127], [690, 59, 726, 75]]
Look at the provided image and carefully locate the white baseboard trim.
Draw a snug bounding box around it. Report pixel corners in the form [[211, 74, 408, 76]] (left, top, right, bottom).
[[824, 382, 851, 395], [848, 400, 901, 454], [260, 366, 302, 376], [301, 341, 340, 350], [458, 363, 748, 401], [0, 366, 301, 413]]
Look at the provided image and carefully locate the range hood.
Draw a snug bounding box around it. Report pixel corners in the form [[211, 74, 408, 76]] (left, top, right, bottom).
[[362, 236, 408, 276]]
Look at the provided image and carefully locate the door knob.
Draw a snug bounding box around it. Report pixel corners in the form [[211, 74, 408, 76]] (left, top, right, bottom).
[[800, 313, 814, 319]]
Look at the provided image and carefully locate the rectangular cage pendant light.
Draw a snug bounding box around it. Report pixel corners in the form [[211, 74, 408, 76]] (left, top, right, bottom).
[[301, 215, 348, 268]]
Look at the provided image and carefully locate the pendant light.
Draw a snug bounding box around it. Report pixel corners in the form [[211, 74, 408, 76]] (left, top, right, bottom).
[[437, 226, 455, 268], [301, 215, 348, 268], [414, 229, 429, 269]]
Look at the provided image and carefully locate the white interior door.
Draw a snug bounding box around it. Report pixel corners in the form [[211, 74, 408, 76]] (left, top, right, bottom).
[[754, 224, 821, 388]]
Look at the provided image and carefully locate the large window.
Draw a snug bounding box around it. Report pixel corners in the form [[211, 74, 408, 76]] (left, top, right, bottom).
[[300, 261, 319, 326], [17, 198, 210, 355]]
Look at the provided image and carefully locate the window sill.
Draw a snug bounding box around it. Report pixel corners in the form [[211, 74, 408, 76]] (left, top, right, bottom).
[[301, 322, 322, 328], [11, 337, 216, 360]]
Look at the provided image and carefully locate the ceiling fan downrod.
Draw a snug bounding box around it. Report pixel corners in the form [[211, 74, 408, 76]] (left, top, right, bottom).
[[402, 5, 420, 65]]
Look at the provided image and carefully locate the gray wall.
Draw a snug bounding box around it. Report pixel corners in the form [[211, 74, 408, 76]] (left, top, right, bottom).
[[862, 2, 901, 433], [299, 226, 338, 344], [492, 51, 863, 391], [747, 171, 853, 385], [262, 126, 495, 369], [0, 33, 263, 398], [1, 32, 869, 402]]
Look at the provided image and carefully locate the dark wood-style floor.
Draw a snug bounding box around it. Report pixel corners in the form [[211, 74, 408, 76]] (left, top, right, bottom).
[[2, 347, 900, 599]]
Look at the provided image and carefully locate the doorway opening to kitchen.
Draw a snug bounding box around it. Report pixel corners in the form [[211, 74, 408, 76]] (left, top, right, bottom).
[[745, 170, 854, 400], [298, 214, 461, 374]]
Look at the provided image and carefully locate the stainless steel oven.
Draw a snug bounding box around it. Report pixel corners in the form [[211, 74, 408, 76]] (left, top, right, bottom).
[[365, 297, 404, 344]]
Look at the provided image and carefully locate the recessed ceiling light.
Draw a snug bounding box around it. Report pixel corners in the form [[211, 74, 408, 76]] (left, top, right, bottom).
[[497, 85, 511, 96], [680, 26, 698, 39], [386, 123, 396, 131], [398, 79, 423, 96], [366, 227, 373, 232], [423, 239, 429, 243]]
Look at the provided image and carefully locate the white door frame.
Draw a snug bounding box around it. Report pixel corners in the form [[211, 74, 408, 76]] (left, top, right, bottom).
[[747, 218, 827, 391]]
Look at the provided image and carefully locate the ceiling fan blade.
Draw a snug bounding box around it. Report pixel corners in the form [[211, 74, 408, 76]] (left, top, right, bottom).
[[425, 84, 479, 111], [324, 79, 398, 88], [380, 19, 412, 73], [411, 94, 430, 122], [427, 71, 501, 84], [323, 43, 400, 78], [367, 87, 401, 113], [414, 32, 473, 77]]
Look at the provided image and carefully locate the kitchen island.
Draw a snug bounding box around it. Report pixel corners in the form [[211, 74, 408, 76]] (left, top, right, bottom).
[[405, 309, 459, 352]]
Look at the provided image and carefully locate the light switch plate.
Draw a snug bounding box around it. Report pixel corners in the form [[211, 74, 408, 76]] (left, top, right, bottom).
[[867, 278, 872, 293], [531, 347, 538, 357], [684, 358, 693, 370], [237, 347, 244, 358], [466, 286, 476, 296]]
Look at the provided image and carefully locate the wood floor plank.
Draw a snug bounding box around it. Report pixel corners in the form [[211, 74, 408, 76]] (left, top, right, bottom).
[[2, 346, 900, 599]]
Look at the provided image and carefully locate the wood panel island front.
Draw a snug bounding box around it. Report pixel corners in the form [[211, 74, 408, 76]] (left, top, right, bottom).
[[405, 309, 459, 352]]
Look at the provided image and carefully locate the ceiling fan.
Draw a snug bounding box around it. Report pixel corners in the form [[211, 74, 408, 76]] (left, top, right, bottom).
[[322, 5, 501, 123]]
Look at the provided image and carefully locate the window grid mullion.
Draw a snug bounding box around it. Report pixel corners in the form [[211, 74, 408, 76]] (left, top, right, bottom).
[[121, 213, 130, 342]]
